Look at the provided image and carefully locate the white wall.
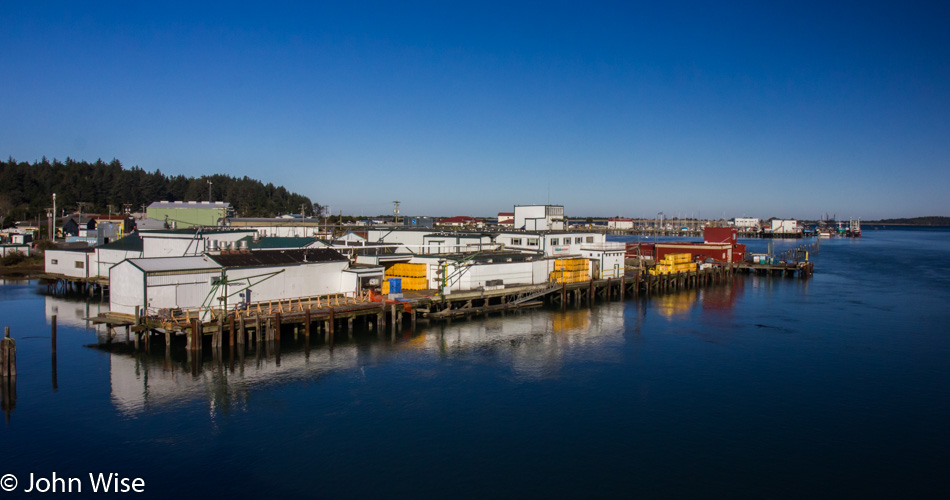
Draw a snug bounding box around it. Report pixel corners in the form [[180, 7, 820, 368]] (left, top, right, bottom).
[[496, 232, 604, 257], [366, 229, 432, 249], [581, 249, 625, 279], [141, 231, 253, 257], [422, 234, 494, 254], [98, 248, 142, 279], [222, 261, 351, 309], [734, 217, 759, 228], [109, 261, 145, 316], [45, 249, 92, 278], [770, 219, 799, 233], [458, 261, 536, 290], [607, 219, 634, 230]]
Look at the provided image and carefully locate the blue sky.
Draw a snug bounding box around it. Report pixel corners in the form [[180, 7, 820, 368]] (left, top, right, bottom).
[[2, 1, 948, 220]]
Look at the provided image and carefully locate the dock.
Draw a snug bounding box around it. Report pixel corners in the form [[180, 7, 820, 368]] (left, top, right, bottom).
[[87, 260, 815, 350]]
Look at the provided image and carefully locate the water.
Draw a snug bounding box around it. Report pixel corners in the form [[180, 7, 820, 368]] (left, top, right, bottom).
[[1, 229, 949, 498]]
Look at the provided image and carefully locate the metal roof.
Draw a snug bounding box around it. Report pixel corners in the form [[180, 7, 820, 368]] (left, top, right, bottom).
[[97, 233, 143, 252], [207, 248, 347, 268], [237, 236, 320, 249], [128, 256, 221, 273]]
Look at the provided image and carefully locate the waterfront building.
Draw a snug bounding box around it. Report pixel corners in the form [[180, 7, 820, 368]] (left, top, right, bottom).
[[139, 228, 256, 257], [494, 231, 604, 257], [108, 248, 377, 320], [514, 205, 565, 231], [44, 245, 96, 280], [733, 217, 760, 230], [769, 219, 802, 235], [607, 218, 635, 230]]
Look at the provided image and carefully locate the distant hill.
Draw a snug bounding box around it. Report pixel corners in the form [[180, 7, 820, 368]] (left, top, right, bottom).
[[866, 216, 950, 226], [0, 157, 319, 225]]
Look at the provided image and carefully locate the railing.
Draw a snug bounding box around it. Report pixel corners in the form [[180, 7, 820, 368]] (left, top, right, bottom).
[[150, 290, 374, 328]]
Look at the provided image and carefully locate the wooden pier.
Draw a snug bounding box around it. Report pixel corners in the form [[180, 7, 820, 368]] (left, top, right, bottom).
[[88, 259, 814, 350], [38, 273, 108, 298]]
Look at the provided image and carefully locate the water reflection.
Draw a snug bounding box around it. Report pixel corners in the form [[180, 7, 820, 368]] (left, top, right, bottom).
[[651, 280, 744, 321], [44, 294, 111, 338], [106, 302, 631, 414]]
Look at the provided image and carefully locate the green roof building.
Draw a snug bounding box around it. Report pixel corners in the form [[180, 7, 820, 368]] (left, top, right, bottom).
[[146, 201, 232, 228]]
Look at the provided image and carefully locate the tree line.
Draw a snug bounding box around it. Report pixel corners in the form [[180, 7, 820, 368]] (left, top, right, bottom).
[[868, 216, 950, 226], [0, 157, 321, 226]]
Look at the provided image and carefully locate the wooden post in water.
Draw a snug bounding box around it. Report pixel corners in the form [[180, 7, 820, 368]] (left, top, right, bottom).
[[2, 327, 16, 378], [189, 319, 200, 351], [274, 312, 281, 342], [237, 314, 245, 345], [305, 309, 311, 338]]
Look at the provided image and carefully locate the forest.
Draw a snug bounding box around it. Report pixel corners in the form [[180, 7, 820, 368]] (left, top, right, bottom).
[[868, 216, 950, 226], [0, 157, 319, 227]]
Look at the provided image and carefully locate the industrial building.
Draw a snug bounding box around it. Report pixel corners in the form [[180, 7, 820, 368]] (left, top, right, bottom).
[[514, 205, 565, 231], [146, 201, 232, 229], [108, 248, 381, 320]]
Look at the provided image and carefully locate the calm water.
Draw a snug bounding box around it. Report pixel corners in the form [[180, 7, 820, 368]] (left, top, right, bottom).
[[1, 229, 949, 498]]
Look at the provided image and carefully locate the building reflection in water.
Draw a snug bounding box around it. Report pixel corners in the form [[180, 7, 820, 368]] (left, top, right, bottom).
[[105, 302, 631, 415]]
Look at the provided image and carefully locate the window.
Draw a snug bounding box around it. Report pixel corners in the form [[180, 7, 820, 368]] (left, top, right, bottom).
[[586, 236, 594, 243], [575, 237, 583, 244], [550, 238, 559, 245], [528, 238, 539, 246], [511, 238, 522, 245], [74, 261, 84, 269], [51, 259, 58, 265]]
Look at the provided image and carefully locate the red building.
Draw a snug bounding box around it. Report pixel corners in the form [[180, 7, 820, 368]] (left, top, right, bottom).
[[703, 227, 737, 245]]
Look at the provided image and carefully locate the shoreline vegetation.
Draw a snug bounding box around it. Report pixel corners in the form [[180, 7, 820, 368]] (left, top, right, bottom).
[[0, 157, 317, 222], [860, 217, 950, 226]]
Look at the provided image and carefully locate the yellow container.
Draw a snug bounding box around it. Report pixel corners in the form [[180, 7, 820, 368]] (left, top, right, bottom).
[[386, 263, 426, 278], [382, 280, 390, 294]]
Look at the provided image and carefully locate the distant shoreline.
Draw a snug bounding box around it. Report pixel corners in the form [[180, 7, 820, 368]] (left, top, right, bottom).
[[860, 223, 950, 227]]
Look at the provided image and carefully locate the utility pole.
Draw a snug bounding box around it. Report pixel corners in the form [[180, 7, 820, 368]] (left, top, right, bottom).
[[52, 193, 56, 241], [208, 180, 213, 202]]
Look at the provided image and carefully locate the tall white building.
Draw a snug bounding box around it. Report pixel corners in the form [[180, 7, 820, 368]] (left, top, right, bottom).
[[514, 205, 565, 231]]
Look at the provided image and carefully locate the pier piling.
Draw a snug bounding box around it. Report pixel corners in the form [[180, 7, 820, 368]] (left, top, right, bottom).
[[2, 327, 16, 378]]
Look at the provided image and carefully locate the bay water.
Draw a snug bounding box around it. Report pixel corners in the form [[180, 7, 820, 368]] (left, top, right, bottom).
[[1, 228, 948, 498]]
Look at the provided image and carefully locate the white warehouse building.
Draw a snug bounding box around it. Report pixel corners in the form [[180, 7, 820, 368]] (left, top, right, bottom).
[[109, 248, 380, 320]]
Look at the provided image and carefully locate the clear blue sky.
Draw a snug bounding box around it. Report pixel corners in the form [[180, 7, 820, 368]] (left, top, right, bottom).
[[2, 1, 948, 220]]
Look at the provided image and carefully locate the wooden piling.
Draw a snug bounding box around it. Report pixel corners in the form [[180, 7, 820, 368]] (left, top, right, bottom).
[[305, 309, 311, 338], [189, 319, 200, 351], [1, 327, 16, 378]]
